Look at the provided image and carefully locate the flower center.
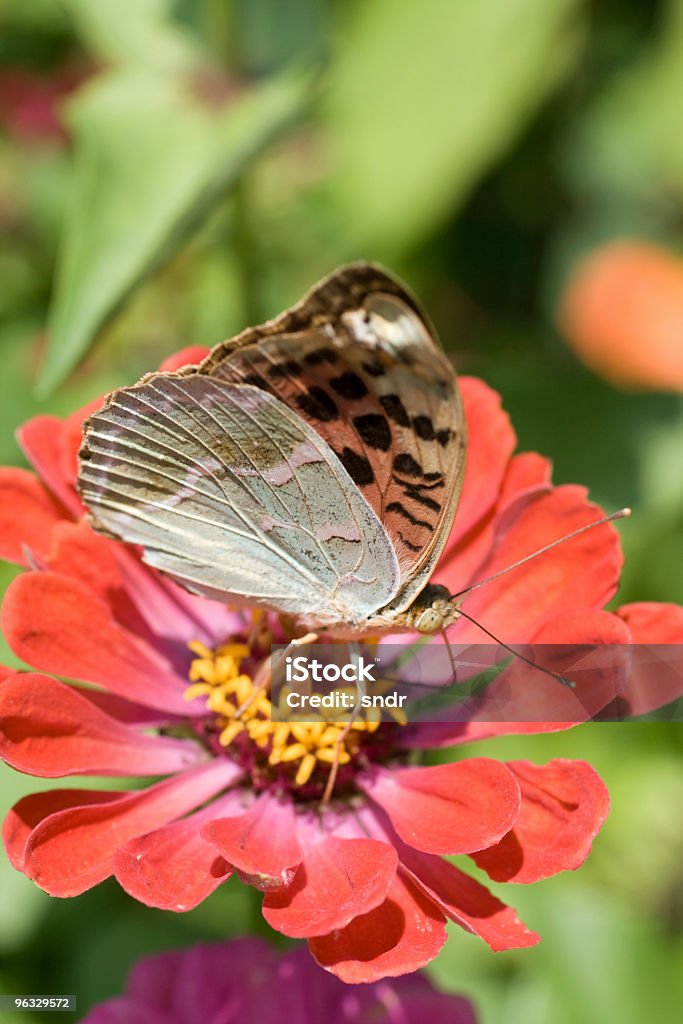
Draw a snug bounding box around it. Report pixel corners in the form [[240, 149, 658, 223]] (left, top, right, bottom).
[[184, 640, 395, 798]]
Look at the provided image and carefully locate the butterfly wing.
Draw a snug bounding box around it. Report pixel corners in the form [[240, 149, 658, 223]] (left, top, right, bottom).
[[195, 263, 466, 615], [78, 374, 400, 627]]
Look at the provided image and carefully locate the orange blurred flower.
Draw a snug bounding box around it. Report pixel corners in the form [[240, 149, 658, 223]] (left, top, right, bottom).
[[559, 240, 683, 392]]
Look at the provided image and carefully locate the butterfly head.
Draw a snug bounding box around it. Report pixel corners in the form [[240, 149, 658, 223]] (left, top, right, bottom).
[[401, 584, 460, 635]]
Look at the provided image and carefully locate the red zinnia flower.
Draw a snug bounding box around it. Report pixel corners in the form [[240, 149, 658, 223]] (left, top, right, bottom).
[[78, 937, 477, 1024], [1, 347, 681, 982]]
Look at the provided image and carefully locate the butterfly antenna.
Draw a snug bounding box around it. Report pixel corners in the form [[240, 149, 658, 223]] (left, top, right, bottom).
[[453, 607, 575, 688], [450, 508, 631, 602]]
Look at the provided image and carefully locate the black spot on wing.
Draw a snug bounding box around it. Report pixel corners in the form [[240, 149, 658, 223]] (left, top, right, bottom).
[[303, 347, 339, 366], [267, 359, 302, 379], [393, 453, 422, 477], [296, 387, 339, 422], [386, 502, 433, 530], [362, 360, 385, 377], [403, 485, 441, 513], [336, 447, 375, 486], [412, 415, 435, 441], [380, 393, 410, 427], [352, 413, 391, 451], [330, 372, 368, 400], [437, 428, 452, 446], [398, 532, 421, 553], [242, 373, 269, 389]]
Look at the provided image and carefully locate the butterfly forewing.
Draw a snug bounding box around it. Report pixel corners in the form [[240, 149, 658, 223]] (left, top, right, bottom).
[[79, 374, 400, 626], [197, 265, 466, 614]]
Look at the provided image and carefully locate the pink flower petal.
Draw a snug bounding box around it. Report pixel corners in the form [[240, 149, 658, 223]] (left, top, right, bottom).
[[472, 759, 609, 883], [360, 759, 520, 855], [202, 792, 302, 882], [0, 672, 205, 777], [23, 760, 238, 896], [309, 872, 447, 982], [79, 996, 169, 1024], [262, 831, 397, 939]]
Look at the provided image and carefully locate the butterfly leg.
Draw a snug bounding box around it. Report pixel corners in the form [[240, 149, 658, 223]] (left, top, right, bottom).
[[233, 632, 319, 719], [440, 627, 459, 686], [321, 642, 363, 806], [321, 715, 356, 806]]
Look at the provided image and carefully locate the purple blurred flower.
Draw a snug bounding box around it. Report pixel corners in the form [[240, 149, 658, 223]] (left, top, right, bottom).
[[79, 937, 477, 1024]]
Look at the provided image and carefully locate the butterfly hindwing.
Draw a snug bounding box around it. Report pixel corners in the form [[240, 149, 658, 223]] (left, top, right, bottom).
[[78, 374, 400, 626]]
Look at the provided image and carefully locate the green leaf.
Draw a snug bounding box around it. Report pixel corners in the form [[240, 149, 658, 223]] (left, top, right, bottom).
[[323, 0, 585, 256], [62, 0, 203, 69], [38, 64, 314, 395]]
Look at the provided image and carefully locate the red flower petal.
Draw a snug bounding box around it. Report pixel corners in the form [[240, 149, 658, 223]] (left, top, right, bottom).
[[23, 760, 238, 896], [262, 833, 397, 939], [0, 672, 205, 777], [499, 452, 552, 505], [617, 601, 683, 642], [114, 799, 234, 912], [0, 468, 65, 565], [159, 346, 211, 372], [435, 450, 552, 595], [398, 720, 573, 750], [460, 608, 632, 724], [397, 842, 539, 950], [360, 759, 520, 855], [453, 486, 622, 643], [43, 522, 150, 636], [3, 789, 121, 871], [612, 602, 683, 715], [202, 793, 302, 882], [62, 398, 105, 493], [441, 377, 516, 548], [309, 872, 447, 982], [18, 412, 88, 515], [472, 759, 609, 883], [1, 572, 200, 716]]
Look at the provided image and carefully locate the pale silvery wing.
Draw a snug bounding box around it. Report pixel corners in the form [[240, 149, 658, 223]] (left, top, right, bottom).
[[78, 374, 401, 631]]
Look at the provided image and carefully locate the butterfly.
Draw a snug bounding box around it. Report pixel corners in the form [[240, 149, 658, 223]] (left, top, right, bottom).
[[77, 263, 467, 639]]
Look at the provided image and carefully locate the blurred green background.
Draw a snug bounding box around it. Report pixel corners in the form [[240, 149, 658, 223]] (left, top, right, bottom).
[[1, 1, 682, 1021]]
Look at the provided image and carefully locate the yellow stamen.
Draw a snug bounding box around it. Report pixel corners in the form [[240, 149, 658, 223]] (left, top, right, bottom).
[[185, 639, 395, 792]]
